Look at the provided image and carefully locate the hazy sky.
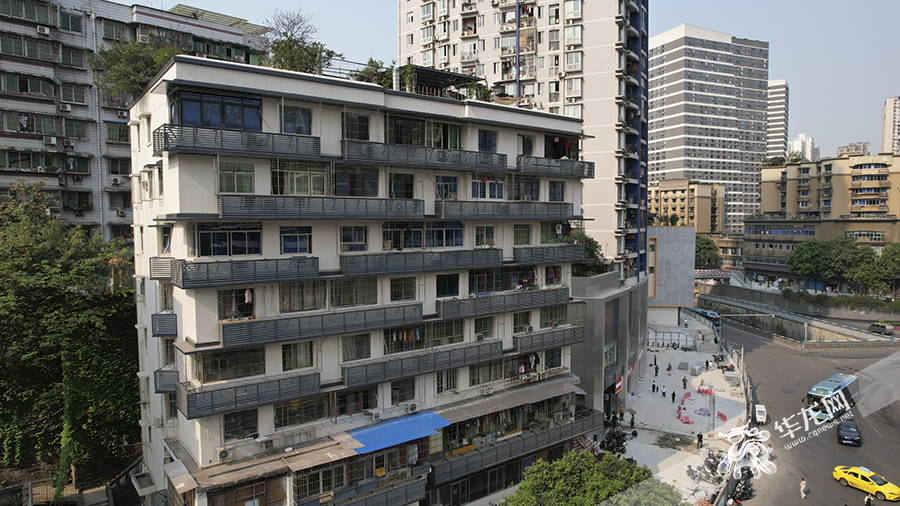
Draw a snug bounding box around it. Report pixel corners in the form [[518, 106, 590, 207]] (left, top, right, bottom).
[[151, 0, 899, 156]]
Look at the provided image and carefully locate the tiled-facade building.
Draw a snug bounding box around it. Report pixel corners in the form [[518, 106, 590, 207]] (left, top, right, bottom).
[[648, 178, 723, 234], [0, 0, 264, 239], [133, 55, 602, 506]]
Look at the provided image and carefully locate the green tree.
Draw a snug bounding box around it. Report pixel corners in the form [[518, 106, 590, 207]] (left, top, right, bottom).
[[0, 183, 137, 483], [786, 239, 827, 282], [878, 243, 900, 296], [572, 228, 609, 277], [787, 151, 807, 163], [668, 214, 680, 226], [501, 451, 686, 506], [762, 156, 786, 167], [351, 57, 393, 88], [695, 235, 717, 268], [824, 235, 858, 293], [850, 246, 887, 295], [89, 38, 182, 98], [261, 9, 342, 73]]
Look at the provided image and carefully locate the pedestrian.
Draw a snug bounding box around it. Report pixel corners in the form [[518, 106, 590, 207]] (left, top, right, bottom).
[[696, 432, 703, 449], [865, 493, 874, 506], [671, 391, 676, 403], [766, 444, 774, 459], [630, 413, 635, 428], [655, 364, 659, 377], [684, 317, 688, 327], [705, 359, 710, 371], [619, 405, 625, 421], [651, 380, 656, 393], [667, 363, 672, 375], [800, 478, 807, 499], [682, 376, 688, 390], [661, 385, 666, 398], [654, 355, 657, 367]]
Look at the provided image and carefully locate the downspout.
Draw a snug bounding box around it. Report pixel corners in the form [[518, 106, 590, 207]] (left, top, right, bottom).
[[91, 9, 105, 236]]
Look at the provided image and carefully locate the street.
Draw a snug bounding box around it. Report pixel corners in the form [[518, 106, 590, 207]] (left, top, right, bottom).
[[724, 322, 900, 505]]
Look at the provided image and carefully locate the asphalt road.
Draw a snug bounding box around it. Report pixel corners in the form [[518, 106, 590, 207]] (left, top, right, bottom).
[[723, 322, 900, 506]]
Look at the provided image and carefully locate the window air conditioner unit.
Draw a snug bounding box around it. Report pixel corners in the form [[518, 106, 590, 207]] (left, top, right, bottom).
[[36, 26, 51, 35], [216, 447, 233, 462], [63, 139, 76, 147], [117, 209, 127, 218], [481, 386, 493, 396], [371, 411, 383, 421], [59, 104, 72, 112], [475, 332, 485, 341], [43, 136, 57, 145], [111, 177, 121, 186], [117, 110, 129, 118], [72, 174, 83, 181], [524, 325, 533, 332], [406, 403, 419, 414], [139, 35, 149, 43]]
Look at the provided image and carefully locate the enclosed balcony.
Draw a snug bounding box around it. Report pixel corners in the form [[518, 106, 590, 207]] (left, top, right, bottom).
[[439, 287, 570, 320], [437, 201, 576, 221], [154, 369, 179, 394], [517, 155, 594, 178], [219, 303, 423, 349], [218, 195, 425, 221], [342, 140, 508, 173], [343, 339, 502, 388], [512, 244, 585, 265], [341, 249, 502, 277], [152, 124, 320, 159], [150, 257, 320, 289], [177, 370, 320, 419], [515, 325, 584, 354], [151, 313, 177, 337]]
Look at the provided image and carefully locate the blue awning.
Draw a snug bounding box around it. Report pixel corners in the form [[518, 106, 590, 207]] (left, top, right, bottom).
[[335, 410, 450, 455]]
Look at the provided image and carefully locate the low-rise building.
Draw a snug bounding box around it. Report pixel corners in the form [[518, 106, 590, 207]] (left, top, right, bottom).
[[648, 178, 723, 234]]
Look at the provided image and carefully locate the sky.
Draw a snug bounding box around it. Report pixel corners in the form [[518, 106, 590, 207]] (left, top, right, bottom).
[[143, 0, 900, 157]]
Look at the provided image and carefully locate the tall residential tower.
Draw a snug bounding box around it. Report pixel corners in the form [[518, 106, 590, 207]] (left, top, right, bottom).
[[766, 79, 789, 158], [883, 96, 900, 154]]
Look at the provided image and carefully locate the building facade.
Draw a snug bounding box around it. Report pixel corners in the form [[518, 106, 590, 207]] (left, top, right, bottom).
[[766, 79, 789, 158], [132, 55, 601, 506], [0, 0, 264, 239], [744, 152, 899, 285], [883, 96, 899, 155], [648, 178, 723, 234], [648, 24, 769, 235], [788, 133, 819, 162], [836, 141, 870, 157], [396, 0, 650, 283]]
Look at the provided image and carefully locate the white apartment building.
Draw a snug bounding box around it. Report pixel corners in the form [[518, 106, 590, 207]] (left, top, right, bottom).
[[883, 96, 900, 155], [397, 0, 650, 283], [788, 133, 819, 162], [767, 79, 789, 158], [0, 0, 264, 239], [132, 55, 602, 506]]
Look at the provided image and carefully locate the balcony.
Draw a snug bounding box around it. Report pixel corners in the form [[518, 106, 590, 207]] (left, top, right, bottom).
[[177, 370, 320, 419], [513, 244, 585, 264], [461, 1, 477, 13], [343, 339, 502, 388], [154, 369, 179, 394], [430, 407, 604, 486], [438, 201, 576, 221], [152, 124, 320, 159], [439, 287, 570, 320], [151, 313, 177, 337], [218, 195, 426, 221], [515, 325, 584, 354], [517, 155, 594, 178], [160, 257, 320, 289], [342, 140, 508, 173], [321, 471, 428, 506], [219, 303, 423, 349], [341, 249, 502, 277], [616, 144, 640, 160]]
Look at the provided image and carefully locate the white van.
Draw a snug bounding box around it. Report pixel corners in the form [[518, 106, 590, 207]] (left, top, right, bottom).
[[867, 322, 894, 335]]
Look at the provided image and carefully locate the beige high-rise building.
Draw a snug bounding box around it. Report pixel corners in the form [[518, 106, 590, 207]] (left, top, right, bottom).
[[883, 97, 900, 155], [648, 178, 723, 234]]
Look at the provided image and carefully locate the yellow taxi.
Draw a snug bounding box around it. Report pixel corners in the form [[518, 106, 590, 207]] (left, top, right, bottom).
[[833, 466, 900, 501]]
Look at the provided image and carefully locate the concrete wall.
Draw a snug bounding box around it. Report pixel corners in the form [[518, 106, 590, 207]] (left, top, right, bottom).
[[705, 284, 900, 322]]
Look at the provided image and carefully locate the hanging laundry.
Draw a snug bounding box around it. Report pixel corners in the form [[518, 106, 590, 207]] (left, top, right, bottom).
[[244, 288, 252, 304]]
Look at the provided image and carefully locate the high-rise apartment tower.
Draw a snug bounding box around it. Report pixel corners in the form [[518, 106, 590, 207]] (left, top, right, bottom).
[[883, 97, 900, 154], [767, 79, 789, 158]]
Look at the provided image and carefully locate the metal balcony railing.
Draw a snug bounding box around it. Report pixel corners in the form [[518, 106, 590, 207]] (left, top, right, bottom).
[[170, 257, 319, 289], [438, 201, 576, 221], [343, 339, 502, 388], [341, 249, 502, 277], [177, 370, 320, 419], [218, 195, 425, 221], [439, 287, 570, 320], [219, 303, 423, 349], [342, 140, 509, 173], [153, 124, 320, 159], [515, 325, 584, 354], [512, 244, 585, 264], [517, 155, 594, 178]]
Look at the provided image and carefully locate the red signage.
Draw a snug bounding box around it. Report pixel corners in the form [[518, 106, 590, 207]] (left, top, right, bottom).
[[627, 363, 635, 377], [615, 377, 623, 393]]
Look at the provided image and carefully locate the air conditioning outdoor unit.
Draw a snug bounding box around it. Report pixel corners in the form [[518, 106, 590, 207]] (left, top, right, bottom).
[[481, 386, 493, 396], [557, 71, 566, 78], [72, 174, 83, 181], [36, 26, 51, 35], [152, 416, 163, 428], [63, 139, 76, 147], [111, 177, 121, 186], [406, 403, 419, 414], [475, 332, 485, 341], [519, 195, 531, 201], [139, 35, 149, 43], [217, 447, 233, 462], [371, 411, 383, 421], [524, 325, 533, 332], [117, 209, 127, 218], [59, 104, 72, 112], [43, 136, 57, 145], [117, 110, 129, 118]]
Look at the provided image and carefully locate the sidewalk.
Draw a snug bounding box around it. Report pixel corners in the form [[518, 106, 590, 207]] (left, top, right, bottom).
[[620, 318, 747, 504]]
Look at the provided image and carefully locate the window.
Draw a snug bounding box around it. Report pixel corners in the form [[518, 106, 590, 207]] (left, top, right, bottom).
[[382, 221, 423, 250], [545, 265, 561, 285], [471, 173, 504, 199], [549, 4, 560, 24], [282, 105, 311, 135], [342, 334, 371, 362], [426, 121, 461, 149], [331, 277, 377, 308], [474, 316, 493, 339], [565, 77, 582, 98], [106, 122, 130, 143], [218, 288, 255, 320], [469, 360, 502, 386], [224, 409, 258, 440], [513, 311, 531, 333], [436, 370, 457, 394], [333, 165, 378, 197], [469, 268, 502, 294], [194, 223, 261, 256], [60, 47, 85, 68], [390, 277, 416, 302], [280, 226, 312, 254], [390, 173, 415, 199], [162, 337, 176, 366], [274, 397, 327, 428], [406, 34, 413, 45], [549, 30, 560, 51], [59, 11, 83, 33], [540, 305, 567, 328], [279, 280, 326, 313], [165, 393, 178, 421], [271, 160, 326, 196], [108, 192, 131, 209], [342, 113, 370, 141], [391, 378, 416, 404], [103, 19, 128, 40], [217, 158, 254, 193], [436, 274, 459, 298], [564, 25, 582, 45], [160, 226, 171, 254], [509, 175, 539, 201], [425, 221, 463, 247], [176, 92, 261, 131], [108, 158, 130, 175], [385, 115, 426, 146], [564, 51, 582, 71], [478, 130, 497, 152], [564, 0, 581, 19], [545, 347, 562, 368], [198, 347, 265, 383], [2, 0, 50, 22], [340, 226, 368, 252], [64, 120, 87, 138], [475, 225, 495, 247], [549, 181, 565, 201], [435, 175, 457, 200], [282, 341, 314, 371], [513, 224, 531, 245], [0, 73, 54, 98]]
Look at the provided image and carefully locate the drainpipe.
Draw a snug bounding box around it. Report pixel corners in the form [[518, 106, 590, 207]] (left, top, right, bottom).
[[90, 9, 106, 237]]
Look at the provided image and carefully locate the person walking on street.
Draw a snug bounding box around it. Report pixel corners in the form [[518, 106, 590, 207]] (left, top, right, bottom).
[[696, 432, 703, 449], [666, 363, 672, 375], [705, 359, 710, 371], [684, 317, 688, 328], [682, 376, 688, 390], [655, 364, 659, 377], [800, 478, 807, 499], [651, 380, 657, 393], [630, 413, 635, 428], [766, 444, 774, 459], [618, 405, 625, 421], [654, 355, 657, 367], [671, 391, 676, 403], [865, 493, 875, 506], [661, 385, 666, 398]]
